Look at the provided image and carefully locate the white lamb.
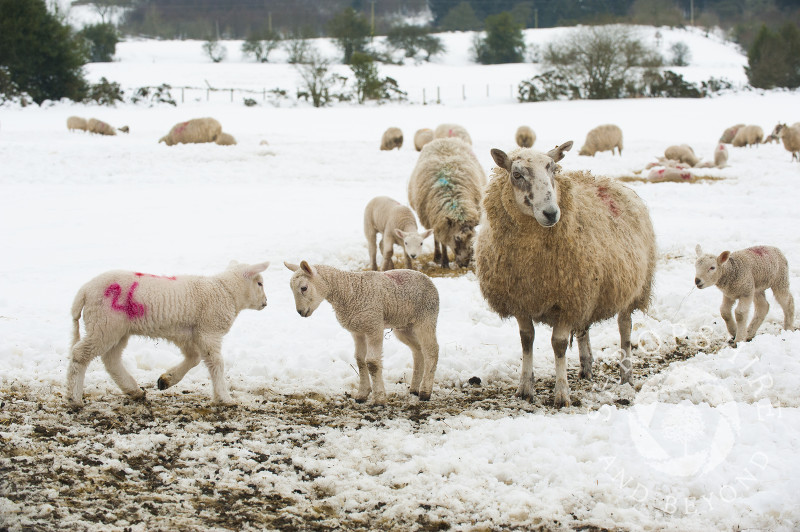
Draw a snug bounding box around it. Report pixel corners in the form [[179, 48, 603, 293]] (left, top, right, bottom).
[[364, 196, 433, 271], [285, 261, 440, 404], [66, 261, 270, 408], [695, 245, 794, 346]]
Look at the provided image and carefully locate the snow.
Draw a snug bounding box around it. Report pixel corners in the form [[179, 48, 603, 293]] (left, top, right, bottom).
[[1, 26, 800, 531]]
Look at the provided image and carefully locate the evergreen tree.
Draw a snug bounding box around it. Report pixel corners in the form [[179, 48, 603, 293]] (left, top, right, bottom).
[[474, 11, 526, 64], [328, 7, 371, 64], [78, 23, 120, 63], [746, 23, 800, 88]]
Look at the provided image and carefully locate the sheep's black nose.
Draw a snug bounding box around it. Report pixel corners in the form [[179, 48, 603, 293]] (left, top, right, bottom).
[[543, 208, 558, 224], [297, 309, 303, 316], [695, 278, 701, 286]]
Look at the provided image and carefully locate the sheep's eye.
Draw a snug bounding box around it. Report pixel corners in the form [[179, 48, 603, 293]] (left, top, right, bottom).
[[709, 266, 715, 271], [257, 282, 263, 287], [512, 171, 522, 179], [300, 286, 308, 293], [546, 163, 552, 171]]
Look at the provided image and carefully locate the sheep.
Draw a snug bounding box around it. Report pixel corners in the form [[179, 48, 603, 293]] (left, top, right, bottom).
[[731, 125, 764, 147], [647, 166, 693, 182], [774, 122, 800, 162], [364, 196, 433, 271], [215, 132, 237, 146], [713, 143, 729, 167], [87, 118, 116, 136], [578, 124, 623, 156], [695, 245, 794, 346], [663, 144, 700, 166], [433, 123, 472, 145], [66, 260, 270, 409], [408, 137, 486, 269], [515, 125, 536, 148], [380, 127, 403, 151], [159, 117, 222, 146], [475, 141, 657, 408], [67, 116, 87, 132], [719, 123, 745, 144], [414, 128, 434, 151], [284, 261, 440, 404]]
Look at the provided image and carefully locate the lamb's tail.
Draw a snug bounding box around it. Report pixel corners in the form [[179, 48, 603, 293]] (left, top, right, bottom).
[[70, 287, 86, 348]]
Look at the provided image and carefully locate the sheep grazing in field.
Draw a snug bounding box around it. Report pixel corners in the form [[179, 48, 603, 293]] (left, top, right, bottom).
[[719, 123, 745, 144], [215, 132, 237, 146], [66, 261, 270, 408], [380, 127, 403, 151], [515, 125, 536, 148], [664, 144, 700, 166], [87, 118, 116, 136], [67, 116, 87, 132], [364, 196, 433, 271], [414, 128, 434, 151], [773, 122, 800, 162], [433, 123, 472, 145], [731, 125, 764, 147], [285, 261, 440, 404], [408, 137, 486, 268], [647, 166, 693, 182], [695, 245, 794, 346], [578, 124, 623, 156], [159, 117, 222, 146], [475, 141, 657, 408]]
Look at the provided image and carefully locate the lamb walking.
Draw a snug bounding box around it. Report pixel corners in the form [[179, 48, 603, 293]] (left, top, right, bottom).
[[364, 196, 432, 271]]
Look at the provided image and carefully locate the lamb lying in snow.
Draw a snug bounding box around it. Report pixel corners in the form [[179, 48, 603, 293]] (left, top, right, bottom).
[[364, 196, 432, 271], [66, 261, 269, 408], [285, 261, 440, 404], [695, 245, 794, 346]]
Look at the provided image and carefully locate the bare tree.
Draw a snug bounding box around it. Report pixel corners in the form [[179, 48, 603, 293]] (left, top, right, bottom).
[[294, 49, 347, 107]]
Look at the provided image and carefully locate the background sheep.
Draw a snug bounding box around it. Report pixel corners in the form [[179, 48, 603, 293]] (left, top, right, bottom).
[[285, 261, 440, 404], [87, 118, 116, 136], [695, 245, 794, 345], [414, 128, 434, 151], [476, 141, 656, 408], [731, 125, 764, 147], [663, 144, 700, 166], [159, 117, 222, 146], [647, 166, 693, 182], [364, 196, 433, 271], [215, 132, 237, 146], [67, 116, 87, 132], [774, 122, 800, 161], [714, 143, 729, 167], [408, 137, 486, 268], [719, 123, 745, 144], [515, 125, 536, 148], [433, 123, 472, 145], [66, 261, 269, 408], [578, 124, 623, 156], [380, 127, 403, 151]]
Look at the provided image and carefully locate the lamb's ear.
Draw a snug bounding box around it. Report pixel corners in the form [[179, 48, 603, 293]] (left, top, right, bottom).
[[547, 141, 574, 162], [718, 251, 731, 264], [284, 261, 299, 272], [300, 260, 316, 276], [695, 244, 703, 256], [421, 229, 434, 239], [395, 229, 406, 240], [243, 261, 270, 278], [228, 259, 240, 269], [490, 148, 512, 173]]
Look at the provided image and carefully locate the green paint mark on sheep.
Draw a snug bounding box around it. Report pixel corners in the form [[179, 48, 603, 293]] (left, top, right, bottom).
[[434, 168, 467, 222]]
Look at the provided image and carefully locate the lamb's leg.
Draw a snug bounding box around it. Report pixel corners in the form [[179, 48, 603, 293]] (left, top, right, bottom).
[[720, 295, 737, 338], [551, 324, 571, 408], [733, 296, 753, 345], [66, 334, 118, 408], [199, 338, 233, 404], [416, 325, 439, 401], [381, 240, 395, 271], [747, 291, 770, 340], [515, 315, 535, 401], [158, 344, 201, 390], [365, 332, 387, 405], [367, 230, 379, 271], [352, 333, 371, 402], [773, 288, 795, 330], [577, 329, 593, 380], [393, 328, 423, 396], [100, 335, 145, 401]]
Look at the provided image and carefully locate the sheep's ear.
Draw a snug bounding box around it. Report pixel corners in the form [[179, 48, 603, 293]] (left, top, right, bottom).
[[395, 229, 406, 240], [300, 261, 316, 276], [284, 261, 300, 272], [490, 148, 512, 173], [695, 244, 703, 256], [228, 260, 240, 269], [718, 251, 730, 264], [547, 141, 573, 162], [243, 261, 269, 278], [421, 229, 434, 239]]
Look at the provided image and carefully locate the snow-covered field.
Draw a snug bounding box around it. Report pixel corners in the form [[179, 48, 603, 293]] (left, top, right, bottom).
[[1, 26, 800, 531]]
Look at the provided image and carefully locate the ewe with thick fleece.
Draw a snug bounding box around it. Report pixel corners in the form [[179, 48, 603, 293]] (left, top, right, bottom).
[[720, 123, 745, 144], [285, 261, 440, 404], [380, 127, 403, 150], [664, 144, 700, 166], [695, 245, 794, 345], [515, 125, 536, 148], [67, 116, 87, 132], [731, 125, 764, 147], [414, 128, 434, 151], [87, 118, 116, 136], [578, 124, 623, 156], [66, 261, 269, 408], [774, 122, 800, 161], [364, 196, 433, 271], [433, 123, 472, 145], [159, 117, 222, 146], [215, 132, 237, 146], [408, 137, 486, 268], [476, 142, 656, 408]]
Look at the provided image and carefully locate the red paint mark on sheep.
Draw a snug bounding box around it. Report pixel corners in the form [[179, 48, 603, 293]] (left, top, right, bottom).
[[105, 282, 146, 319], [681, 172, 691, 180], [135, 272, 177, 280], [384, 271, 406, 284], [174, 122, 189, 135], [596, 186, 620, 217], [748, 246, 769, 257]]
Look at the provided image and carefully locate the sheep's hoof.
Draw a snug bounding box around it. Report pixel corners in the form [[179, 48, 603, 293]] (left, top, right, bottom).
[[157, 376, 170, 390], [418, 392, 431, 401], [67, 399, 84, 411], [410, 390, 419, 396], [515, 389, 535, 402], [553, 390, 571, 408], [130, 388, 147, 401], [579, 367, 593, 380], [372, 394, 387, 405]]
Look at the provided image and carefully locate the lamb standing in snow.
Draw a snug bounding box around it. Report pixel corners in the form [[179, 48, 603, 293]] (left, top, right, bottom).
[[475, 141, 656, 407], [695, 245, 794, 346], [414, 128, 434, 151], [67, 116, 87, 132], [159, 117, 222, 146], [66, 261, 270, 408], [515, 125, 536, 148], [380, 127, 403, 150], [578, 124, 623, 156], [433, 123, 472, 145], [364, 196, 433, 271], [285, 261, 440, 404]]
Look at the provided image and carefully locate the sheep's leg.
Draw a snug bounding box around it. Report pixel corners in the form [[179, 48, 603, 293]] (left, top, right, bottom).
[[440, 243, 450, 269], [393, 328, 423, 396], [352, 333, 372, 402], [773, 288, 795, 330], [199, 338, 233, 404], [720, 295, 737, 338], [577, 329, 593, 380], [515, 315, 536, 401], [747, 291, 770, 340], [416, 324, 439, 401], [617, 312, 634, 385], [365, 333, 387, 405], [733, 296, 753, 345], [101, 335, 145, 401], [551, 324, 571, 408], [381, 240, 395, 271], [158, 344, 201, 390], [367, 230, 379, 271], [433, 239, 442, 263], [66, 334, 119, 408]]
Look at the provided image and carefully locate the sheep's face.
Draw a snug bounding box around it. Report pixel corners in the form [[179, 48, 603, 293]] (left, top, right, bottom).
[[396, 229, 433, 260], [229, 261, 269, 310], [453, 225, 475, 267], [491, 142, 573, 228], [285, 262, 325, 318], [694, 245, 729, 289]]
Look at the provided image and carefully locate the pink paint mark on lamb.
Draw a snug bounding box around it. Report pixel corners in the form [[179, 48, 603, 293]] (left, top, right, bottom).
[[596, 186, 621, 217], [681, 172, 691, 180], [135, 272, 177, 280], [748, 246, 769, 257], [657, 169, 665, 175], [384, 270, 407, 284], [104, 281, 146, 319], [174, 122, 189, 135]]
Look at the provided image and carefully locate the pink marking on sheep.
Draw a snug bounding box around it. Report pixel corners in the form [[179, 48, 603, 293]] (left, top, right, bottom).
[[596, 185, 620, 216], [104, 282, 146, 319], [384, 270, 407, 284], [135, 272, 177, 280], [748, 246, 769, 257]]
